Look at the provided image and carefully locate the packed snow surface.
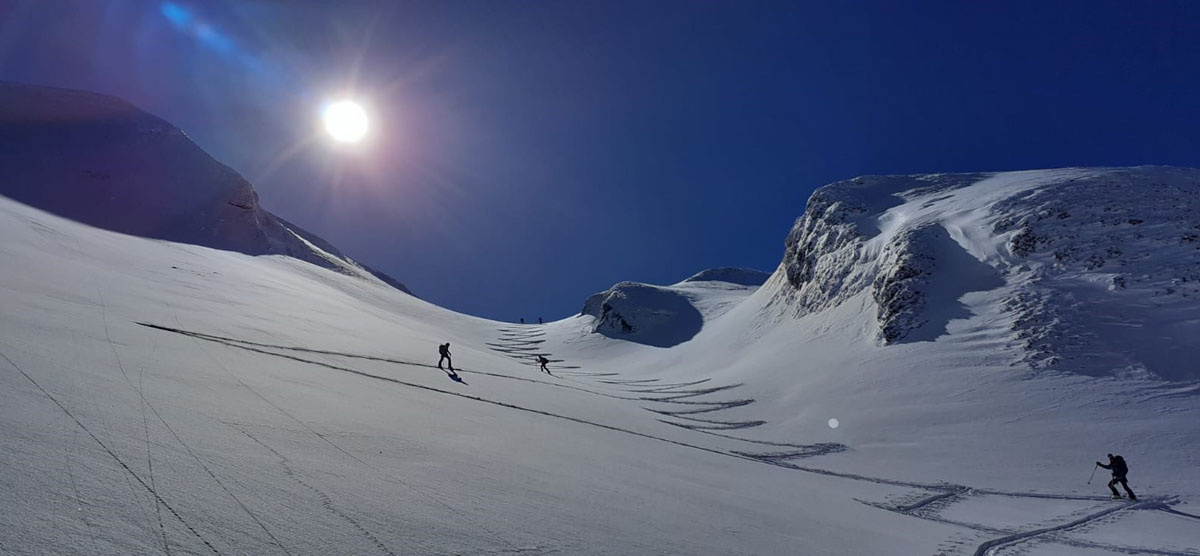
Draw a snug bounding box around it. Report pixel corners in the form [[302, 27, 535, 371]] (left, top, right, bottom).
[[2, 166, 1199, 555]]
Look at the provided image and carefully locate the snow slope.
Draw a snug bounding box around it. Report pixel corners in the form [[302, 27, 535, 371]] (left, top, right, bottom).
[[581, 269, 766, 347], [0, 81, 410, 294], [772, 167, 1200, 378], [1, 166, 1198, 556]]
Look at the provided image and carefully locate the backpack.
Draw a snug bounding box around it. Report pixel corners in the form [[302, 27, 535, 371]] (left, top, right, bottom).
[[1113, 455, 1128, 475]]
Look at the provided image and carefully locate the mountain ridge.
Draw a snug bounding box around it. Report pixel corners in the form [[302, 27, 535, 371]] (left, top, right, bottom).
[[0, 81, 411, 294]]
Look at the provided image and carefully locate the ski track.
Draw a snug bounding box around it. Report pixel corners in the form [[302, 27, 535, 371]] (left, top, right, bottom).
[[658, 418, 766, 431], [0, 349, 224, 556], [970, 498, 1170, 556], [95, 285, 172, 554], [233, 428, 398, 556], [129, 324, 1197, 556], [645, 400, 755, 415], [101, 318, 293, 555]]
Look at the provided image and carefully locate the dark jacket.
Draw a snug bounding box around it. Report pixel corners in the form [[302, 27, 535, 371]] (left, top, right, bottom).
[[1099, 456, 1128, 478]]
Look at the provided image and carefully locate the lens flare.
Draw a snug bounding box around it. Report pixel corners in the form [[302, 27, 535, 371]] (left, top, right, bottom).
[[322, 100, 369, 143], [828, 418, 840, 429]]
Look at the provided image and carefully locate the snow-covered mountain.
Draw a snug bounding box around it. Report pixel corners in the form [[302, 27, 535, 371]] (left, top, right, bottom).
[[0, 82, 410, 294], [767, 167, 1200, 380], [1, 164, 1197, 555], [581, 268, 768, 347]]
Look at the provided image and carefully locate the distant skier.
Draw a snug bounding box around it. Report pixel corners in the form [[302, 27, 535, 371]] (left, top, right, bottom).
[[538, 317, 543, 325], [437, 342, 454, 372], [1096, 453, 1137, 500], [536, 355, 550, 374], [520, 317, 525, 324]]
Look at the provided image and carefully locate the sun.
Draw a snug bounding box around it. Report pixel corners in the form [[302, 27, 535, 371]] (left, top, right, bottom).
[[322, 100, 369, 143]]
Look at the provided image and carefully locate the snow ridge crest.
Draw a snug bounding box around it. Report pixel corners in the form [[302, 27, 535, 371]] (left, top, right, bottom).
[[773, 167, 1200, 380]]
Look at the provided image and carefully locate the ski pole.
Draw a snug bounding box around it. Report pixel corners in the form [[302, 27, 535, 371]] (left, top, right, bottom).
[[1087, 463, 1098, 484]]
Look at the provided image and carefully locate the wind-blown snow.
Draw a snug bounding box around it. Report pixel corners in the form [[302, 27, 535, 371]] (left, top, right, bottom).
[[773, 167, 1200, 380], [1, 163, 1198, 555]]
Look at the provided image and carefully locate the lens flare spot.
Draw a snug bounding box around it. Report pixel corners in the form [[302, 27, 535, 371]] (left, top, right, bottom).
[[323, 100, 369, 143], [828, 418, 840, 429]]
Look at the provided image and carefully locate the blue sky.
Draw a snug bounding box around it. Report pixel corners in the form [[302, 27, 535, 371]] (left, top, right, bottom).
[[3, 1, 1200, 321]]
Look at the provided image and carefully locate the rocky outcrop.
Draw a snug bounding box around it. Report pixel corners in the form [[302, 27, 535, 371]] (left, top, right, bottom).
[[772, 167, 1200, 379], [582, 282, 704, 348]]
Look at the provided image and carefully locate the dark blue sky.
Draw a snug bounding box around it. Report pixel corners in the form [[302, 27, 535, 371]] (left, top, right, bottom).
[[3, 1, 1200, 321]]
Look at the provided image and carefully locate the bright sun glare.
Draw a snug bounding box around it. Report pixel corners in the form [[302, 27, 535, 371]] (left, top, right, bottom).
[[322, 100, 369, 143]]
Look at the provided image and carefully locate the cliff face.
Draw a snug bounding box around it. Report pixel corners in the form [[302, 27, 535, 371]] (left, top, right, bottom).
[[0, 82, 410, 294], [772, 167, 1200, 380]]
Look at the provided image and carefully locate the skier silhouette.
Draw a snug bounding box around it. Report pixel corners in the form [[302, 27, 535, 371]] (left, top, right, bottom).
[[538, 317, 543, 325], [437, 342, 454, 372], [536, 355, 550, 374], [1097, 453, 1137, 500], [520, 317, 524, 324]]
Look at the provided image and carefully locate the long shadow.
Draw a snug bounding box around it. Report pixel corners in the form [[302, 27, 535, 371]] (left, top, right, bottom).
[[883, 224, 1006, 344]]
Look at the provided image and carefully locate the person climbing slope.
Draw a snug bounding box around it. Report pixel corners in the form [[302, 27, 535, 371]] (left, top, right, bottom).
[[437, 342, 454, 372], [1097, 453, 1137, 500], [536, 355, 550, 374]]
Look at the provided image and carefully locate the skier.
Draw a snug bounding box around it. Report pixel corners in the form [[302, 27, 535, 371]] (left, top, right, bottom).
[[536, 355, 550, 374], [1096, 453, 1137, 500], [538, 317, 543, 325], [520, 317, 524, 324], [437, 342, 454, 372]]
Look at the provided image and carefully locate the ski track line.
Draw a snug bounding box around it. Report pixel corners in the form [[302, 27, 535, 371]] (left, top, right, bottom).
[[62, 415, 106, 555], [640, 384, 743, 401], [210, 415, 522, 552], [695, 428, 841, 449], [233, 427, 398, 556], [485, 339, 545, 347], [137, 323, 652, 403], [658, 418, 766, 431], [1050, 535, 1200, 556], [192, 334, 371, 469], [971, 498, 1167, 556], [1159, 507, 1200, 521], [139, 324, 1126, 505], [106, 326, 293, 555], [621, 379, 713, 392], [889, 489, 967, 513], [0, 349, 223, 556], [136, 322, 1197, 554], [645, 400, 755, 415], [94, 286, 172, 553], [495, 333, 545, 340], [731, 444, 849, 461], [138, 335, 172, 556], [215, 346, 527, 553], [487, 345, 542, 353]]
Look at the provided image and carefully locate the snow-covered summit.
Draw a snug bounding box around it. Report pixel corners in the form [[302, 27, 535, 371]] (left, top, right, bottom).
[[0, 82, 410, 294], [768, 166, 1200, 380], [581, 268, 768, 347]]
